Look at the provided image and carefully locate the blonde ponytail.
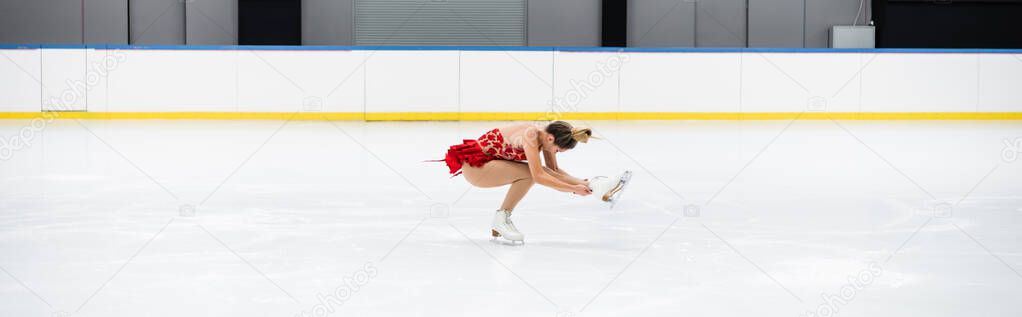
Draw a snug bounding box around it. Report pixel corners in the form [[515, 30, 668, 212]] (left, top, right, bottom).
[[571, 127, 592, 144]]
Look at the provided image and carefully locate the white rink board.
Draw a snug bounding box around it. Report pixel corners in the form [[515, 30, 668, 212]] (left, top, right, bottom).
[[620, 53, 741, 112], [1, 48, 1022, 114], [551, 51, 623, 112], [978, 54, 1022, 112], [0, 49, 41, 112], [365, 50, 459, 113], [236, 50, 367, 113], [740, 53, 863, 112], [460, 51, 553, 113], [83, 49, 112, 112], [861, 54, 979, 113], [40, 49, 87, 111], [107, 50, 237, 112]]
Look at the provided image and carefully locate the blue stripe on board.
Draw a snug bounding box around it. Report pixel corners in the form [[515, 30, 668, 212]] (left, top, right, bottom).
[[38, 44, 89, 49], [1, 44, 1021, 54], [0, 44, 38, 49]]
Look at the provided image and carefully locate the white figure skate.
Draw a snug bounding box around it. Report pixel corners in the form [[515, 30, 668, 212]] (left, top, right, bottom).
[[587, 170, 633, 209], [491, 209, 524, 244]]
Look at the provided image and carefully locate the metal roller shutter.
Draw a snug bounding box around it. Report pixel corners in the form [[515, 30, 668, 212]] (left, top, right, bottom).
[[354, 0, 526, 46]]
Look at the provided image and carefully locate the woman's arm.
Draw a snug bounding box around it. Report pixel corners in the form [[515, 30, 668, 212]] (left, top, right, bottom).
[[542, 150, 560, 172], [543, 150, 588, 186], [524, 128, 590, 195]]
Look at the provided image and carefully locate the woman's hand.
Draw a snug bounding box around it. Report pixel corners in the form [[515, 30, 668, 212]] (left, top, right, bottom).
[[572, 184, 592, 196]]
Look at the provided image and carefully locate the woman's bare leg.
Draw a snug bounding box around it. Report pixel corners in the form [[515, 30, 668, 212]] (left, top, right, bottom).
[[461, 160, 535, 212]]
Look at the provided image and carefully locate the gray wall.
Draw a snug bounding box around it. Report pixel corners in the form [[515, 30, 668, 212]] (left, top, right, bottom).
[[186, 0, 237, 45], [0, 0, 868, 48], [303, 0, 354, 45], [0, 0, 228, 45], [748, 0, 804, 47], [696, 0, 747, 47], [0, 0, 86, 44], [629, 0, 867, 48], [629, 0, 696, 47], [527, 0, 601, 46], [86, 0, 130, 43], [130, 0, 184, 44], [131, 0, 235, 45], [301, 0, 596, 46]]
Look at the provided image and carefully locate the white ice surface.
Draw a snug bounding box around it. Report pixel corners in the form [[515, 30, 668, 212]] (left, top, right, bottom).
[[1, 120, 1021, 317]]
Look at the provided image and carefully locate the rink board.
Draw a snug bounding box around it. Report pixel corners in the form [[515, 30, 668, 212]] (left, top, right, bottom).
[[1, 45, 1021, 119]]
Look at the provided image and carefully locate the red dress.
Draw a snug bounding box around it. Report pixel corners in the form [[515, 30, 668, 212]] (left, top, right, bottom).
[[435, 128, 527, 176]]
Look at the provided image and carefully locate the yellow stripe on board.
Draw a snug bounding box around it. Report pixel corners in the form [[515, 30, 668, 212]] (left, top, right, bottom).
[[1, 111, 1022, 121], [0, 112, 366, 121]]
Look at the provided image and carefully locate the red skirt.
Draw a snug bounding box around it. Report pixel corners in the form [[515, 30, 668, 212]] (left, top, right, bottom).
[[434, 139, 493, 177]]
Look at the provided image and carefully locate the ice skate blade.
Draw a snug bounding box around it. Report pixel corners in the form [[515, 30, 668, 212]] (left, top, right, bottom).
[[490, 229, 524, 245], [601, 171, 632, 201], [602, 182, 625, 202], [490, 236, 524, 246], [605, 171, 632, 209]]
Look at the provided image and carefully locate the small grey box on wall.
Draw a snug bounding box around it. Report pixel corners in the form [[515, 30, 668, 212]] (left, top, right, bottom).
[[830, 26, 875, 48]]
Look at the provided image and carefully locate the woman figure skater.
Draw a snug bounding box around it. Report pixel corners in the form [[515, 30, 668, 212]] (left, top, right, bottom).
[[436, 121, 630, 243]]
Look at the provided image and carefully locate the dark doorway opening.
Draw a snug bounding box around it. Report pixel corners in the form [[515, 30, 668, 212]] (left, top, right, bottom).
[[873, 0, 1022, 48], [239, 0, 302, 45], [602, 0, 627, 47]]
